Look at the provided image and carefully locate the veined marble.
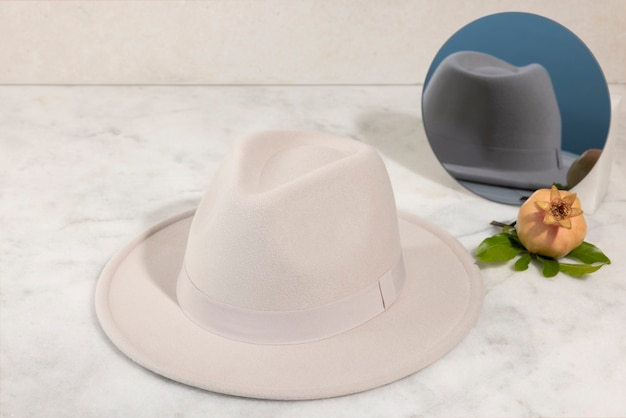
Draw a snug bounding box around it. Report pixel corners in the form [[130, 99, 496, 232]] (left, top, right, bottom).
[[1, 85, 625, 417]]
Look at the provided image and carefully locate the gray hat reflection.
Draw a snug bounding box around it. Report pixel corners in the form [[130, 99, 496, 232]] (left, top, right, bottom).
[[423, 51, 571, 191]]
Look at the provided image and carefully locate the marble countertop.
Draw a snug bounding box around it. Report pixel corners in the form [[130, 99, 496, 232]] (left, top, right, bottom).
[[1, 85, 625, 417]]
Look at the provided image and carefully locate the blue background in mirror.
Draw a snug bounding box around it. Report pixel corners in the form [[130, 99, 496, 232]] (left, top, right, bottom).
[[423, 12, 611, 155]]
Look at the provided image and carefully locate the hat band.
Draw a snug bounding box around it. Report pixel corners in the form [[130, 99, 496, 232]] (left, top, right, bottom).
[[176, 257, 406, 345], [429, 134, 562, 171]]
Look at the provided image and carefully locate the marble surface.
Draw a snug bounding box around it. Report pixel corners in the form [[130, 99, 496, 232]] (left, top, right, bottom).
[[1, 85, 625, 417]]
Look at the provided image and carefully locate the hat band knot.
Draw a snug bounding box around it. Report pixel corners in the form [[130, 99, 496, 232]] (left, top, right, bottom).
[[176, 257, 406, 345]]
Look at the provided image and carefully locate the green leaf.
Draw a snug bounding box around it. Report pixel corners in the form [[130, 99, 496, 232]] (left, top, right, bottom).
[[558, 262, 604, 278], [503, 226, 519, 238], [537, 255, 560, 277], [514, 253, 532, 271], [475, 233, 525, 263], [566, 241, 611, 265], [475, 224, 610, 279]]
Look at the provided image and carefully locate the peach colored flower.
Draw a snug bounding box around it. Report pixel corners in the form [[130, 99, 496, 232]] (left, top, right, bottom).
[[534, 185, 584, 229]]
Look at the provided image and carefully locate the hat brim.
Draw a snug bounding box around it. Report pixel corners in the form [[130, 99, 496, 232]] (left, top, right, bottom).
[[95, 209, 483, 400]]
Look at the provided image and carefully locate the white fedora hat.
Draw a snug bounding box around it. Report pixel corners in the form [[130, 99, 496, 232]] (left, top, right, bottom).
[[95, 130, 483, 400], [423, 51, 570, 190]]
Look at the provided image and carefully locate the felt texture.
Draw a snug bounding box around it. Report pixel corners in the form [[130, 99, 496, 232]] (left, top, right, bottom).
[[423, 51, 567, 189], [184, 131, 400, 311], [95, 130, 484, 400]]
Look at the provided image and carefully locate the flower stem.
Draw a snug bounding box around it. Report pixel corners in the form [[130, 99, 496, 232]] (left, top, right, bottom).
[[490, 220, 517, 228]]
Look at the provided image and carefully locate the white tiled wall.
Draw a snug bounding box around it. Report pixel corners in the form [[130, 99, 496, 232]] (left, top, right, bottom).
[[0, 0, 624, 85]]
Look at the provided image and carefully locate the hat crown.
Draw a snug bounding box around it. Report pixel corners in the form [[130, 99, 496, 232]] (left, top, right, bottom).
[[423, 51, 562, 172], [182, 131, 402, 312]]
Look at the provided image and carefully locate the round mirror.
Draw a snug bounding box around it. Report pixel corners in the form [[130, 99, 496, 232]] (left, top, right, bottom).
[[422, 12, 611, 205]]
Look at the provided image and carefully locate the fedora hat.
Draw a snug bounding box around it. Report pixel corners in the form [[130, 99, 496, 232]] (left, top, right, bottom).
[[95, 130, 483, 400], [423, 51, 569, 190]]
